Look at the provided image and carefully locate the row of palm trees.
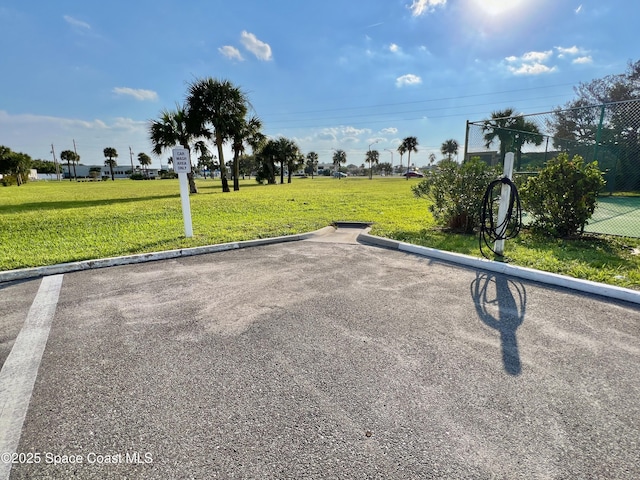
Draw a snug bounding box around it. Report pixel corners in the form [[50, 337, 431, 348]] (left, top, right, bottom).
[[149, 78, 267, 194], [100, 147, 152, 181], [148, 78, 538, 190], [335, 136, 462, 179]]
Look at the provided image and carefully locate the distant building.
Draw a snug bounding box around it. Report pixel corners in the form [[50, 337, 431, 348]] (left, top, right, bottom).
[[61, 164, 159, 179]]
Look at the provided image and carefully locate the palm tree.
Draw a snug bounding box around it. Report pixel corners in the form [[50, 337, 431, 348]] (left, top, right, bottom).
[[400, 136, 419, 179], [149, 103, 203, 193], [231, 115, 263, 190], [103, 147, 118, 181], [482, 108, 517, 165], [60, 150, 78, 181], [187, 77, 250, 193], [287, 152, 304, 183], [137, 152, 152, 177], [256, 140, 278, 184], [511, 117, 543, 170], [440, 139, 459, 161], [482, 108, 543, 169], [397, 143, 407, 170], [332, 149, 347, 178], [366, 149, 380, 179], [305, 151, 318, 178], [265, 137, 300, 184]]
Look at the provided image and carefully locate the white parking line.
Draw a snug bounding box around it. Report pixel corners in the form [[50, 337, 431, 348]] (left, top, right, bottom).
[[0, 274, 63, 479]]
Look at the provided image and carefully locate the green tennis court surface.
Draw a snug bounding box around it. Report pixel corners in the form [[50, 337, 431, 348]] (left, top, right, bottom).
[[585, 196, 640, 237], [521, 196, 640, 238]]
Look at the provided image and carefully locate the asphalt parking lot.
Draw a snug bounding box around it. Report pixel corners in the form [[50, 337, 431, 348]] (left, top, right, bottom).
[[1, 228, 639, 479]]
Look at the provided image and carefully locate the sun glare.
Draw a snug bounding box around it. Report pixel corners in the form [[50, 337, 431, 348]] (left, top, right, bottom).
[[472, 0, 525, 17]]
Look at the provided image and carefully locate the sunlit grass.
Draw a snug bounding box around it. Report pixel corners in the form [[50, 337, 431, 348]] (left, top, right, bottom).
[[1, 177, 638, 289]]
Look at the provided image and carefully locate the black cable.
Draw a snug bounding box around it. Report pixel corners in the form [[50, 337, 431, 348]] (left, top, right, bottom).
[[479, 177, 522, 259]]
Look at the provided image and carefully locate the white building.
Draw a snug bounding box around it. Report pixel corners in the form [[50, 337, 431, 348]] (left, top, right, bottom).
[[61, 164, 159, 179]]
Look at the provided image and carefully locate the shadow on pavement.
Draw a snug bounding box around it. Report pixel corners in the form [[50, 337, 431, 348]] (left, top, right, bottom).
[[470, 272, 527, 376]]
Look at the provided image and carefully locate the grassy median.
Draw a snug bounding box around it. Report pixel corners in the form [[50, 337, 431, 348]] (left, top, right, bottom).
[[1, 177, 639, 289]]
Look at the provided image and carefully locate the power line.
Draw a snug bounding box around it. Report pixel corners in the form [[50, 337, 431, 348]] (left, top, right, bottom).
[[259, 82, 577, 118], [262, 94, 571, 127]]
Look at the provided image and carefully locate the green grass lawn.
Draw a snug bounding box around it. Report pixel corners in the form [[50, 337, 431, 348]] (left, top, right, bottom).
[[1, 177, 639, 289]]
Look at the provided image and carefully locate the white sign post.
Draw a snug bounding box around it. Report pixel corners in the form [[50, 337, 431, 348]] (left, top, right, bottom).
[[494, 152, 514, 256], [172, 147, 193, 238]]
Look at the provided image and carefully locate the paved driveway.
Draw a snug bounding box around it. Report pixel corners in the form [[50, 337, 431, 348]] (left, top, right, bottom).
[[1, 231, 639, 479]]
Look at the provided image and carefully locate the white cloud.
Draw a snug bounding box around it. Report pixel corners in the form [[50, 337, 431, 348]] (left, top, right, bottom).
[[522, 50, 553, 62], [389, 43, 400, 53], [556, 45, 580, 57], [219, 45, 244, 61], [573, 56, 593, 64], [396, 74, 422, 87], [508, 63, 556, 75], [343, 126, 369, 137], [240, 31, 272, 61], [380, 127, 398, 135], [112, 87, 158, 101], [63, 15, 90, 29], [505, 51, 556, 76], [409, 0, 447, 17], [575, 4, 583, 14]]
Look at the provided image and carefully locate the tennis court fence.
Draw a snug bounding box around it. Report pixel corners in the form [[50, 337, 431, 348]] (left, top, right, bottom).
[[465, 100, 640, 238]]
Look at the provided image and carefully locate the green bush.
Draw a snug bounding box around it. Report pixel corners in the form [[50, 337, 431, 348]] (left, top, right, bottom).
[[412, 157, 500, 233], [1, 174, 18, 186], [520, 153, 605, 237]]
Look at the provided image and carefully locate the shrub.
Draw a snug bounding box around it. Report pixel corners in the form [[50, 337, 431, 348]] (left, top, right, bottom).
[[520, 153, 605, 237], [1, 175, 17, 186], [412, 157, 500, 233]]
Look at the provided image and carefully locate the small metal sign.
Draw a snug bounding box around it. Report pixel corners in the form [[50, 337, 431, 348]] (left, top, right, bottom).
[[172, 148, 191, 173]]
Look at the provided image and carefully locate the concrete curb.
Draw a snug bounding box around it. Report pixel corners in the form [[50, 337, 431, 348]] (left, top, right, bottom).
[[3, 226, 639, 306], [358, 232, 640, 306], [0, 230, 323, 284]]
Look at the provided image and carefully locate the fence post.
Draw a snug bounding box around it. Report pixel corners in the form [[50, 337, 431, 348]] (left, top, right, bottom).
[[463, 120, 470, 163], [593, 103, 606, 162]]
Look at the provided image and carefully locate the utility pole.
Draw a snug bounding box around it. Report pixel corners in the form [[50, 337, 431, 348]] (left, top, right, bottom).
[[51, 144, 61, 181], [72, 139, 79, 180], [129, 146, 135, 173]]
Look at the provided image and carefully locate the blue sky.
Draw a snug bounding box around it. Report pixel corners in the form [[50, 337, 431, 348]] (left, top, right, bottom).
[[0, 0, 637, 169]]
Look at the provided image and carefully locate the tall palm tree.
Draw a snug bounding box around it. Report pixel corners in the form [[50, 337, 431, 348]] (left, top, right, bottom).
[[332, 149, 347, 178], [60, 150, 77, 181], [397, 143, 407, 170], [400, 136, 419, 179], [306, 151, 318, 178], [440, 139, 459, 161], [103, 147, 118, 181], [482, 108, 517, 165], [187, 77, 250, 193], [366, 149, 380, 179], [231, 115, 263, 191], [149, 103, 203, 193], [137, 152, 152, 177]]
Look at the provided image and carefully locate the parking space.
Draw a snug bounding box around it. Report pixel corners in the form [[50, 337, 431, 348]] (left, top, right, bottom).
[[2, 235, 639, 479]]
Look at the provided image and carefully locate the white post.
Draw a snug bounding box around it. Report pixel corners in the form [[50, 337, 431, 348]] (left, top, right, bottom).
[[172, 147, 193, 238], [494, 152, 514, 256]]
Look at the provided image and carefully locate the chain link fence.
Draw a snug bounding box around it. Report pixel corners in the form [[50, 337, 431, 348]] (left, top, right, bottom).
[[464, 100, 640, 238]]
